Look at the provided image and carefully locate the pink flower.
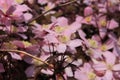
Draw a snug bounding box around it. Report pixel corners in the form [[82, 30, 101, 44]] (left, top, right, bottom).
[[93, 51, 120, 80], [75, 63, 97, 80], [84, 6, 93, 16]]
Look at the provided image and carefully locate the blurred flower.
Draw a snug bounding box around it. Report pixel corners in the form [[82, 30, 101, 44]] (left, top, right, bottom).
[[93, 52, 120, 80]]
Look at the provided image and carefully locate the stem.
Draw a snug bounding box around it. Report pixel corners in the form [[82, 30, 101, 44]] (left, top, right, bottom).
[[0, 49, 54, 68], [27, 0, 77, 24]]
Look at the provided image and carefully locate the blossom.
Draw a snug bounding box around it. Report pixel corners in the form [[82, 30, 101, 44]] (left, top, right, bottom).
[[93, 51, 120, 80], [75, 63, 97, 80]]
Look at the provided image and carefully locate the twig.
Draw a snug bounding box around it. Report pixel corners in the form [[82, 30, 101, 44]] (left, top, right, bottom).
[[27, 0, 77, 24], [0, 49, 54, 68]]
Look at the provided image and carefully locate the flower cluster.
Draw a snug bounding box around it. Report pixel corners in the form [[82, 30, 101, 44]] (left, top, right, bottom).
[[0, 0, 120, 80]]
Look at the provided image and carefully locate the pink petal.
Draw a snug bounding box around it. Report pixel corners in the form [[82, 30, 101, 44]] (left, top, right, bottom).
[[65, 67, 73, 77], [99, 28, 107, 39], [23, 13, 33, 21], [105, 39, 114, 50], [103, 51, 116, 65], [17, 33, 28, 39], [56, 44, 66, 53], [64, 23, 82, 36], [108, 19, 118, 30], [75, 70, 88, 80], [15, 4, 30, 12], [42, 45, 56, 52], [25, 66, 34, 77], [44, 34, 58, 43], [83, 63, 92, 72], [93, 62, 107, 71], [56, 17, 68, 27], [113, 44, 120, 56], [67, 39, 82, 48], [41, 69, 53, 75], [84, 6, 93, 16], [75, 16, 84, 23], [12, 40, 24, 48], [9, 52, 22, 60], [78, 30, 86, 40], [38, 0, 48, 4], [113, 64, 120, 71], [72, 59, 82, 66], [40, 54, 50, 61], [104, 70, 113, 80]]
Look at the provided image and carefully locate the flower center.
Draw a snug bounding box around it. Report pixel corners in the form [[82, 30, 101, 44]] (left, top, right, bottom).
[[88, 39, 98, 48], [54, 26, 65, 33], [100, 44, 107, 51], [42, 24, 49, 29], [107, 64, 113, 70], [85, 16, 92, 23], [88, 72, 96, 80], [15, 0, 24, 4], [100, 20, 107, 27], [58, 35, 69, 43]]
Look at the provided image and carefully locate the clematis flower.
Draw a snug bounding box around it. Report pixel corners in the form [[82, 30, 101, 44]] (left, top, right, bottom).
[[0, 0, 30, 34], [81, 6, 95, 25], [93, 51, 120, 80], [99, 38, 114, 52], [42, 16, 82, 53], [80, 35, 100, 49], [75, 63, 98, 80], [93, 14, 118, 39], [86, 48, 102, 59]]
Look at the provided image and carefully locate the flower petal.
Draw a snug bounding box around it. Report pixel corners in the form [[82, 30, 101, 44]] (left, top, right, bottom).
[[103, 51, 116, 65], [65, 67, 73, 77], [104, 70, 113, 80], [56, 43, 66, 53], [108, 19, 118, 30], [113, 64, 120, 71], [93, 62, 107, 71], [67, 39, 82, 48]]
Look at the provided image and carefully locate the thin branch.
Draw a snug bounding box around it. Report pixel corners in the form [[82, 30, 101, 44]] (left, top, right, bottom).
[[0, 49, 54, 68], [27, 0, 77, 24]]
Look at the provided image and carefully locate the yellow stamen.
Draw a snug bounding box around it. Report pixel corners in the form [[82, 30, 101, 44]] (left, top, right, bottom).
[[42, 24, 49, 29], [100, 20, 107, 27], [88, 72, 96, 80], [88, 39, 98, 48], [58, 35, 69, 43], [85, 16, 92, 23], [54, 26, 65, 33], [15, 0, 24, 4], [100, 44, 107, 51]]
